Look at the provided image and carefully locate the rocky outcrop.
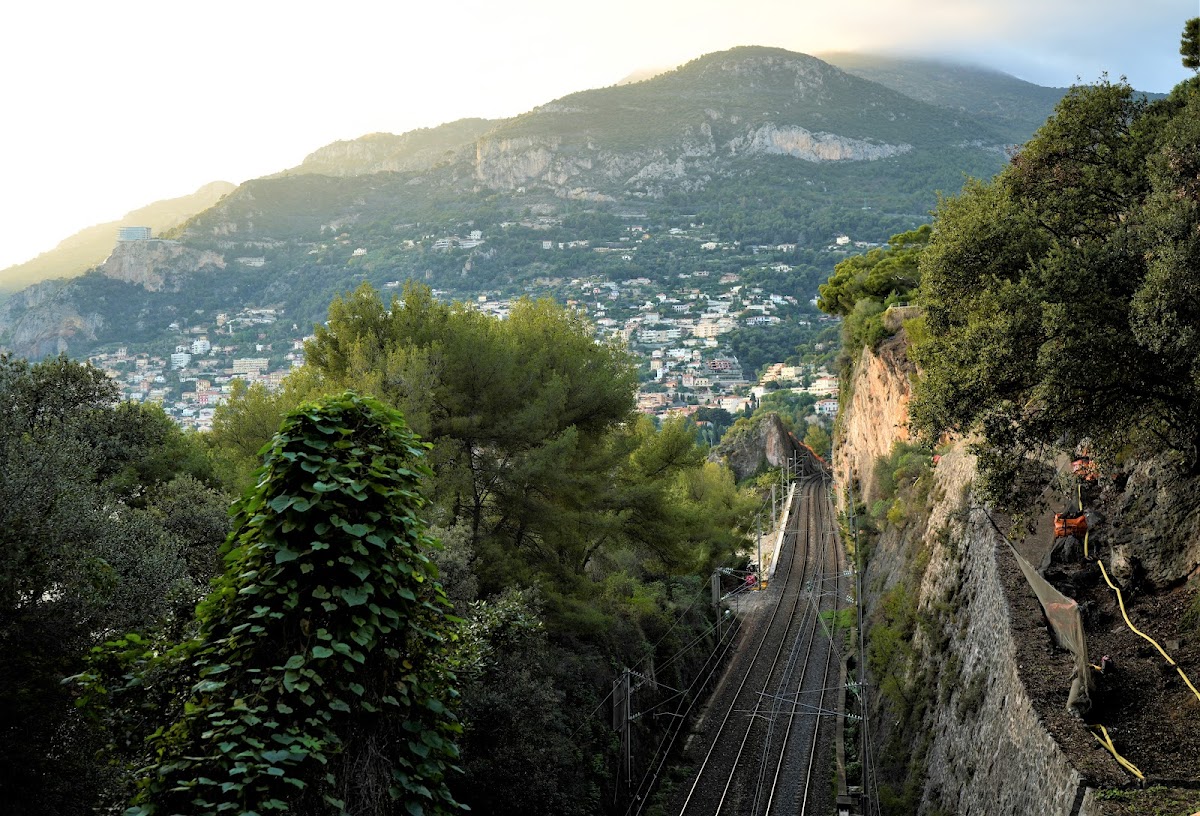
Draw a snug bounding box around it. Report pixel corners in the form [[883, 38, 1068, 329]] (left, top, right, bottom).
[[834, 332, 914, 505], [474, 136, 563, 188], [0, 280, 102, 360], [730, 125, 911, 162], [709, 412, 824, 482], [472, 121, 915, 194], [1098, 458, 1200, 587], [98, 240, 225, 292]]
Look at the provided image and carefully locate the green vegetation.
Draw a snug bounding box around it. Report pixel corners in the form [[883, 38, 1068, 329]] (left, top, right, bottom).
[[910, 63, 1200, 506], [848, 440, 946, 816], [817, 224, 930, 378], [201, 283, 759, 814], [79, 392, 462, 815], [0, 354, 228, 813], [818, 225, 929, 318], [0, 279, 764, 815], [1093, 785, 1200, 815]]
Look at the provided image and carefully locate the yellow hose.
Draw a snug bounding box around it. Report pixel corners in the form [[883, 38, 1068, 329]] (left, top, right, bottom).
[[1097, 560, 1174, 664], [1097, 560, 1200, 704], [1089, 725, 1144, 779]]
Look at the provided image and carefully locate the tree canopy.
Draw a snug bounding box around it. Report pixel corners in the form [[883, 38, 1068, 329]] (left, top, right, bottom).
[[817, 224, 930, 318], [909, 70, 1200, 504], [0, 354, 227, 814]]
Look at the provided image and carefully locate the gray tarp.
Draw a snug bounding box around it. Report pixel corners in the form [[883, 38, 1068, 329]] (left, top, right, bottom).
[[1007, 541, 1095, 714]]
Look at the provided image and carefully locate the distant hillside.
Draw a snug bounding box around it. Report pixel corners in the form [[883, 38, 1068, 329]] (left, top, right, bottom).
[[0, 181, 236, 293], [184, 46, 1015, 242], [272, 118, 502, 178], [819, 52, 1069, 142], [0, 46, 1066, 360]]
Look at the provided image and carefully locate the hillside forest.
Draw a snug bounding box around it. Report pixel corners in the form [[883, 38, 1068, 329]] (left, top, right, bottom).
[[2, 282, 777, 816]]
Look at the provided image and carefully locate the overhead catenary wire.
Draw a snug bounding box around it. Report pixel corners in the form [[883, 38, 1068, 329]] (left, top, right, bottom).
[[622, 462, 823, 814]]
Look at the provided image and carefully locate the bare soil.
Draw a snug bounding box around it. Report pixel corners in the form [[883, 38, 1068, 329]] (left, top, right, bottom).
[[999, 531, 1200, 788]]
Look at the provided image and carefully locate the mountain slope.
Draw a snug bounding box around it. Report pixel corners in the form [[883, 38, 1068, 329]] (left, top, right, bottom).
[[0, 46, 1053, 360], [0, 182, 236, 294], [273, 118, 501, 178], [469, 46, 1007, 193], [819, 52, 1067, 143]]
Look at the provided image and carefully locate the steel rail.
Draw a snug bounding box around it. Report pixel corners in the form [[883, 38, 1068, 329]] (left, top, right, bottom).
[[676, 473, 829, 816], [676, 477, 813, 815]]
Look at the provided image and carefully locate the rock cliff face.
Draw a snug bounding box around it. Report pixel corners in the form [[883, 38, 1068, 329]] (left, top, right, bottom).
[[836, 338, 1095, 816], [0, 240, 226, 359], [0, 280, 102, 359], [471, 122, 911, 195], [710, 412, 825, 482], [730, 125, 911, 161], [834, 331, 914, 505], [98, 240, 225, 292], [1097, 458, 1200, 588]]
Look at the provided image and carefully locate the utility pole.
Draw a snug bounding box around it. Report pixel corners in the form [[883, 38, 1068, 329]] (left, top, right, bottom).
[[712, 570, 722, 640], [771, 482, 777, 523], [756, 513, 763, 588], [848, 483, 871, 816], [613, 668, 633, 797]]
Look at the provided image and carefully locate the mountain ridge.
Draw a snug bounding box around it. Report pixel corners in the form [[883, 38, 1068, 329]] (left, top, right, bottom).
[[0, 45, 1078, 360], [0, 181, 236, 295]]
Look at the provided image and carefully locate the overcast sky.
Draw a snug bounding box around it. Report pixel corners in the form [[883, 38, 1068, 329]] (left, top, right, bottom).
[[0, 0, 1194, 271]]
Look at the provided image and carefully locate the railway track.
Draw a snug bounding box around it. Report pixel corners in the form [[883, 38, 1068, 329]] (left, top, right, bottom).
[[669, 474, 845, 816]]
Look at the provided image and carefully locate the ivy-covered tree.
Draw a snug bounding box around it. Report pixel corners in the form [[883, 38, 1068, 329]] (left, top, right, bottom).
[[910, 52, 1200, 505], [81, 392, 463, 816]]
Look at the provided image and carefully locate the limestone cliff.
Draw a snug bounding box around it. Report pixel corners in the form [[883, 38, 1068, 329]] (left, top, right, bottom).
[[729, 125, 911, 162], [97, 239, 225, 292], [0, 240, 226, 359], [0, 280, 103, 360], [834, 331, 914, 506], [471, 122, 913, 195]]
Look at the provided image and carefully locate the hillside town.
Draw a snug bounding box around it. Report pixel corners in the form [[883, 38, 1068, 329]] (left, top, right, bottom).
[[86, 227, 842, 431]]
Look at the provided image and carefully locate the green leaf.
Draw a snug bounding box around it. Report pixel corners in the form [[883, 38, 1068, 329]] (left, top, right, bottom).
[[340, 587, 369, 606], [284, 655, 304, 670], [311, 645, 334, 659]]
